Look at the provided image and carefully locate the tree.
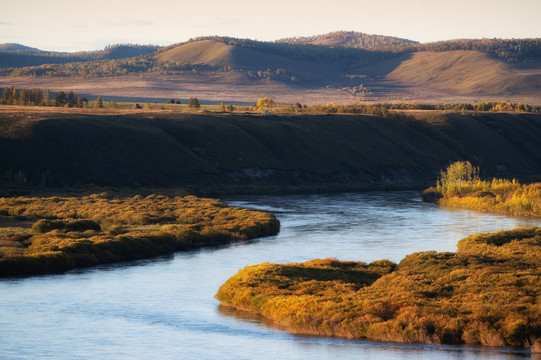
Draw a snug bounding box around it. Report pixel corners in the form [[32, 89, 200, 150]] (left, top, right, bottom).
[[44, 89, 52, 106], [2, 87, 9, 104], [30, 88, 42, 105], [55, 91, 67, 107], [10, 86, 17, 105], [95, 96, 103, 108], [220, 102, 226, 112], [188, 97, 200, 109], [437, 161, 480, 196], [256, 97, 276, 112], [68, 91, 77, 107], [18, 89, 28, 105]]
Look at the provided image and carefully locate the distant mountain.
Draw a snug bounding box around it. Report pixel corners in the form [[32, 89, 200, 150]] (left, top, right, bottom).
[[276, 31, 418, 49], [0, 44, 160, 68], [0, 43, 41, 52]]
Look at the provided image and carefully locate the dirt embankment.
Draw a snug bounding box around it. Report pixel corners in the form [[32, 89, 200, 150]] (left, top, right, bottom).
[[1, 109, 540, 192]]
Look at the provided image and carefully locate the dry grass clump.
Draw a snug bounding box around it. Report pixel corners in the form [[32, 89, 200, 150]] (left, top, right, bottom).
[[216, 228, 541, 352], [0, 194, 279, 276]]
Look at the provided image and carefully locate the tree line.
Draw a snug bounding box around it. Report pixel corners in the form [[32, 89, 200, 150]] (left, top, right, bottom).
[[0, 86, 105, 107], [274, 101, 541, 115]]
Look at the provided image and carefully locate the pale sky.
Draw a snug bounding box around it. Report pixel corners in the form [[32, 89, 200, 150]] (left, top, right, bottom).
[[1, 0, 540, 52]]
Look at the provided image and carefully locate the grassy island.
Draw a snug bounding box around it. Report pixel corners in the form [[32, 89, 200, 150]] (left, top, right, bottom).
[[216, 228, 541, 352], [422, 161, 541, 217], [0, 193, 279, 277]]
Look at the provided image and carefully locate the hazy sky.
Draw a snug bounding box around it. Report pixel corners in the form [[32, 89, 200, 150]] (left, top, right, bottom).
[[1, 0, 540, 52]]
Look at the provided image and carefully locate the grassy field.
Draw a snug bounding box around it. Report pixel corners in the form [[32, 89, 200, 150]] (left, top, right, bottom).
[[0, 193, 279, 276], [216, 228, 541, 352]]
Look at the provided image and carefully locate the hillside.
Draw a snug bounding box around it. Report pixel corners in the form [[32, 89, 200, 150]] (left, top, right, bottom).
[[385, 50, 541, 95], [1, 35, 540, 102], [0, 44, 160, 68], [0, 109, 540, 192], [153, 39, 344, 80], [276, 31, 418, 49]]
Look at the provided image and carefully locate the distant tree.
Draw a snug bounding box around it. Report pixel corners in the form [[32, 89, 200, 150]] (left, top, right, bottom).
[[18, 89, 28, 105], [226, 104, 234, 112], [166, 99, 175, 104], [55, 91, 67, 107], [67, 91, 77, 107], [95, 96, 103, 108], [256, 97, 276, 111], [2, 86, 9, 104], [30, 88, 42, 105], [220, 102, 226, 112], [44, 89, 52, 106], [188, 97, 200, 109], [10, 87, 17, 105]]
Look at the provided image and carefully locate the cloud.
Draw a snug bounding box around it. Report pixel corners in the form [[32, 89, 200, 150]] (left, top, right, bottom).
[[99, 19, 154, 27], [0, 21, 13, 26]]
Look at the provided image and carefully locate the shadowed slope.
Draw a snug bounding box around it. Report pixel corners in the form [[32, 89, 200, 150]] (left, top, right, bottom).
[[0, 111, 540, 190]]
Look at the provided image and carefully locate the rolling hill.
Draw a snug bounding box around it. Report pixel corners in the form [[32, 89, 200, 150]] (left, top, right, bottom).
[[276, 31, 418, 49], [1, 34, 540, 103], [384, 50, 541, 95]]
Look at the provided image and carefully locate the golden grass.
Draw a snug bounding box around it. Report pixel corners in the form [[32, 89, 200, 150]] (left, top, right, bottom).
[[0, 193, 279, 276], [216, 228, 541, 352], [436, 179, 541, 217]]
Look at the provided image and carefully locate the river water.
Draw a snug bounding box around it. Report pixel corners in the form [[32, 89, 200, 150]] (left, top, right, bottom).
[[1, 191, 539, 360]]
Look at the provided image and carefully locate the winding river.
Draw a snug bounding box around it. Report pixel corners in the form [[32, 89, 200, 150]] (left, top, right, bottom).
[[1, 191, 539, 359]]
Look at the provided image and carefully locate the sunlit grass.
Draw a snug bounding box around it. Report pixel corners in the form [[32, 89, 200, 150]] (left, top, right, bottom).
[[0, 193, 279, 276], [216, 228, 541, 352]]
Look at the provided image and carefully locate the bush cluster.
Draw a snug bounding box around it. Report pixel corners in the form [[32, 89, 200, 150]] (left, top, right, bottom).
[[429, 161, 541, 217]]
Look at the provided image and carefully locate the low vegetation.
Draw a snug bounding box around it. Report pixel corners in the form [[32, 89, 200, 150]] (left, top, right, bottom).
[[0, 193, 279, 276], [422, 161, 541, 217], [216, 228, 541, 352]]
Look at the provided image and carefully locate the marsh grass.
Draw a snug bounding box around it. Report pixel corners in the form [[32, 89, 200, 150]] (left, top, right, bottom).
[[216, 228, 541, 352], [0, 194, 279, 276], [425, 162, 541, 217]]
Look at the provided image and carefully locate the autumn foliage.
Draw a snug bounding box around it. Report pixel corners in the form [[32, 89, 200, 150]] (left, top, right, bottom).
[[423, 161, 541, 217], [216, 228, 541, 352], [0, 193, 279, 276]]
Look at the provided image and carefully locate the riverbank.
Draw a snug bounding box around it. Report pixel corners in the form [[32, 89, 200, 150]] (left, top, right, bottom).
[[0, 193, 279, 277], [216, 227, 541, 352], [1, 109, 541, 192], [436, 182, 541, 217]]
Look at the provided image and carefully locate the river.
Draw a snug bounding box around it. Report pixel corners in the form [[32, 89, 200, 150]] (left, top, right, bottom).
[[1, 191, 539, 359]]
